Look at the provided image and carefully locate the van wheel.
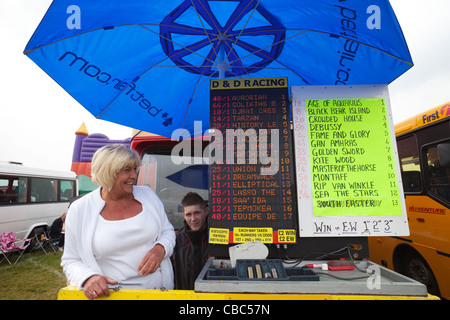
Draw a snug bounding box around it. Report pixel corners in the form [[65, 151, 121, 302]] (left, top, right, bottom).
[[404, 253, 440, 297]]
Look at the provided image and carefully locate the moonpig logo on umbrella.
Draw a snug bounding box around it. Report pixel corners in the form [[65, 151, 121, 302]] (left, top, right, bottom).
[[159, 0, 286, 77], [58, 51, 173, 128]]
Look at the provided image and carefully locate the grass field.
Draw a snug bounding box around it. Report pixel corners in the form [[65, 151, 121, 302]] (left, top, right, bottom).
[[0, 250, 67, 300]]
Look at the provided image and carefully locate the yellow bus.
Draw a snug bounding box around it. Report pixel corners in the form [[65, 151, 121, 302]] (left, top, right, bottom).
[[369, 102, 450, 299]]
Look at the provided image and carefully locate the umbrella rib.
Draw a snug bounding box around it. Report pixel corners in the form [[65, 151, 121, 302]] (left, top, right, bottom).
[[230, 27, 413, 82], [25, 22, 214, 57], [226, 29, 310, 83], [285, 28, 414, 66], [223, 0, 258, 35], [190, 0, 221, 63], [180, 70, 211, 133], [241, 47, 311, 85], [159, 23, 213, 36], [24, 23, 166, 54], [230, 30, 308, 63], [221, 39, 254, 79], [216, 0, 263, 79], [139, 24, 217, 66], [192, 0, 221, 31], [224, 0, 262, 66], [94, 53, 172, 119], [97, 43, 218, 120], [24, 27, 107, 55]]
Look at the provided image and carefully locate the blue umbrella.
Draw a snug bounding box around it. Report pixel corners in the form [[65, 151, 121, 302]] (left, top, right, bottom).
[[24, 0, 412, 138]]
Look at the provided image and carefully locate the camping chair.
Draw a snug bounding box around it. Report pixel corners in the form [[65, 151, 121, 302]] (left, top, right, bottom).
[[0, 232, 32, 265], [32, 227, 57, 254]]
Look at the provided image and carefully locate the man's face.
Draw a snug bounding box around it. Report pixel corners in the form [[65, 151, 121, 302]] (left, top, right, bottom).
[[182, 204, 208, 231]]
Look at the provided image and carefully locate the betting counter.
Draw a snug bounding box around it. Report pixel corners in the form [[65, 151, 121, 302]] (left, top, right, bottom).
[[58, 81, 431, 301], [58, 259, 437, 300]]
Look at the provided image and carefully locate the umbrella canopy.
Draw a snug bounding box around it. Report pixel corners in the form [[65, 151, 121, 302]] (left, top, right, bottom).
[[24, 0, 412, 138]]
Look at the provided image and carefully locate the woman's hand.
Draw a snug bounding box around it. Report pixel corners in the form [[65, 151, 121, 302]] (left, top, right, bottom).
[[138, 243, 166, 275], [83, 275, 118, 300]]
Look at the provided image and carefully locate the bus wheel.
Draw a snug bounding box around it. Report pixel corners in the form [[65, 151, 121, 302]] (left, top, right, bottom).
[[404, 253, 440, 297]]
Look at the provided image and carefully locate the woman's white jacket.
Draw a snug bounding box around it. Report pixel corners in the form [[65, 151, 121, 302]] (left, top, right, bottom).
[[61, 186, 175, 290]]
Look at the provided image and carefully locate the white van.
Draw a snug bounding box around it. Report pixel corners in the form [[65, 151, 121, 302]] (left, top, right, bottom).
[[0, 162, 77, 239]]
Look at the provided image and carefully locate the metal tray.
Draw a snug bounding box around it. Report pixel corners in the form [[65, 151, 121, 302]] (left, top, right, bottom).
[[195, 259, 428, 296]]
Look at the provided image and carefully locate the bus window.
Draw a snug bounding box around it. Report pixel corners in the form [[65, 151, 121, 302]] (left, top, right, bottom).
[[426, 143, 450, 202], [60, 180, 76, 201], [30, 178, 57, 202], [438, 143, 450, 167], [0, 176, 28, 204], [397, 135, 422, 193]]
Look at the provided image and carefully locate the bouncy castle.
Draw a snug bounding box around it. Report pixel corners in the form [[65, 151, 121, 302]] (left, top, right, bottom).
[[71, 123, 131, 178]]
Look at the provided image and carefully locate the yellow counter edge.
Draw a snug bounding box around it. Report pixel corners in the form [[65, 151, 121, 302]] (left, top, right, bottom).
[[57, 286, 439, 300]]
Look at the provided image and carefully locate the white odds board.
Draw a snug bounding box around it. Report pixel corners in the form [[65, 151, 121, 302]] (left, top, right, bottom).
[[291, 85, 409, 237]]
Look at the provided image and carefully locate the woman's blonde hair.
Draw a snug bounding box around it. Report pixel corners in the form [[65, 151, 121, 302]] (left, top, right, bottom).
[[91, 144, 142, 191]]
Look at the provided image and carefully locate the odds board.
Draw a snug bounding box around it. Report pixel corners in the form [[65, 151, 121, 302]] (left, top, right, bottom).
[[208, 77, 297, 244], [291, 85, 409, 237]]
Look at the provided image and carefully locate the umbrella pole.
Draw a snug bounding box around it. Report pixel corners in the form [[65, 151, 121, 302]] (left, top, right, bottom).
[[218, 42, 226, 79]]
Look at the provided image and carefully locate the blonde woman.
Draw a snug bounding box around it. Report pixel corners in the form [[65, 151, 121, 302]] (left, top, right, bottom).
[[61, 144, 175, 299]]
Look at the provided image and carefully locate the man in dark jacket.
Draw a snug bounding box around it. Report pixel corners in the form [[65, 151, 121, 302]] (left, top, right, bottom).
[[50, 212, 66, 249], [172, 192, 209, 290]]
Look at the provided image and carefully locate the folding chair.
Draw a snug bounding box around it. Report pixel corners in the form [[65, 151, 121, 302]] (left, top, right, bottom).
[[33, 227, 57, 254], [0, 232, 32, 265]]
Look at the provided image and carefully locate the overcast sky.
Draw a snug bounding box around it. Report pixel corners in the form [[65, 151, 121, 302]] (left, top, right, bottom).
[[1, 0, 449, 172]]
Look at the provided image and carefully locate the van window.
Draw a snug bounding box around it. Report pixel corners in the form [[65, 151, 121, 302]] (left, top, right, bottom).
[[0, 176, 28, 204], [60, 180, 75, 201], [30, 178, 57, 202]]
